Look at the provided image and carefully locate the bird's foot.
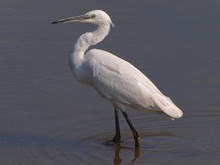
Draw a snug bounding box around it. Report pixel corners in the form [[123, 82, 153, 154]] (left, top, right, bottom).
[[112, 134, 121, 143], [134, 136, 141, 148]]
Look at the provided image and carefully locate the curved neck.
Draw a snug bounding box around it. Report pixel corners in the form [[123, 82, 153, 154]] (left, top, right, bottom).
[[69, 24, 111, 71]]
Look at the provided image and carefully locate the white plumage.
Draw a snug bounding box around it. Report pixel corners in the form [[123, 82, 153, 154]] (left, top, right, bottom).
[[52, 10, 183, 147]]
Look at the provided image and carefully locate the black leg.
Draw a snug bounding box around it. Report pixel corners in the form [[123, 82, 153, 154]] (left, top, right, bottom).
[[121, 111, 140, 148], [112, 108, 121, 142]]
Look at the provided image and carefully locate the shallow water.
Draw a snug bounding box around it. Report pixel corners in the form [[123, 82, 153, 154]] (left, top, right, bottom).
[[1, 0, 220, 164]]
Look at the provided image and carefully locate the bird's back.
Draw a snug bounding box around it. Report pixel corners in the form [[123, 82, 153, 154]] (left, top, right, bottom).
[[80, 49, 183, 119]]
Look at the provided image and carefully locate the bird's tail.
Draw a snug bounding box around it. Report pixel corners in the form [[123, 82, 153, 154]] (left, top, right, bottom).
[[153, 94, 183, 119]]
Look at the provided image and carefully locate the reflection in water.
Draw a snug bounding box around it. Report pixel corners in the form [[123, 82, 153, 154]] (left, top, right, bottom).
[[105, 141, 140, 165], [114, 146, 140, 165], [114, 146, 122, 165], [132, 148, 140, 165]]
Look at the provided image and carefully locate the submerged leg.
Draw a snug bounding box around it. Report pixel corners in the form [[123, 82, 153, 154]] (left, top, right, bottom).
[[121, 111, 140, 148], [112, 108, 121, 142]]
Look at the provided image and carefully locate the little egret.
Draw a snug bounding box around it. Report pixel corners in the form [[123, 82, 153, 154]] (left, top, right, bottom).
[[52, 10, 183, 147]]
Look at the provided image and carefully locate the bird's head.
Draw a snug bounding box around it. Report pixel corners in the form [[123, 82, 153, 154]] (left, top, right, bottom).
[[52, 10, 114, 27]]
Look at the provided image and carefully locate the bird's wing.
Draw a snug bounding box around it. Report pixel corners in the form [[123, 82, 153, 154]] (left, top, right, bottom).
[[82, 49, 182, 118], [83, 49, 158, 107]]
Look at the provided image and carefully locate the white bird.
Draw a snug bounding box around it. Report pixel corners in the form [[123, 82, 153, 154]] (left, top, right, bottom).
[[52, 10, 183, 147]]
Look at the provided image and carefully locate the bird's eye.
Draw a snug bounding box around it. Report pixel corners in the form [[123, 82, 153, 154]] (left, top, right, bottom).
[[91, 15, 96, 19]]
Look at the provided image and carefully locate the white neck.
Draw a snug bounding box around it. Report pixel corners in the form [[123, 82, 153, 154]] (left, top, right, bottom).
[[69, 23, 111, 72]]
